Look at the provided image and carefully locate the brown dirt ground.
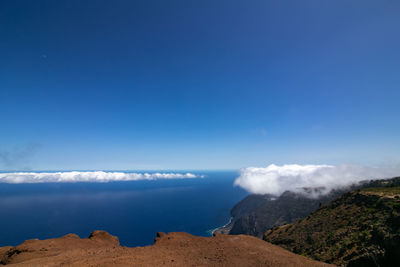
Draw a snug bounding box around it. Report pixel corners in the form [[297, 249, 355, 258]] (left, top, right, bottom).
[[0, 231, 334, 266]]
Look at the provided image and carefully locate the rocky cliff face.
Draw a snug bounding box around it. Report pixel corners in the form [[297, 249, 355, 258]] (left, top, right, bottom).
[[263, 187, 400, 266], [0, 231, 332, 266], [219, 177, 400, 239], [227, 191, 341, 238]]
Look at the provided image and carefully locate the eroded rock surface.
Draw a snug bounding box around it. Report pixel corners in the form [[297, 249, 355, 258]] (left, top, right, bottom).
[[1, 230, 332, 266]]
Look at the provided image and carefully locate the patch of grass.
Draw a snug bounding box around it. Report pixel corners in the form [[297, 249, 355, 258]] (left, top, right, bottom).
[[366, 208, 376, 213], [326, 231, 334, 239], [361, 187, 400, 195], [386, 201, 400, 207]]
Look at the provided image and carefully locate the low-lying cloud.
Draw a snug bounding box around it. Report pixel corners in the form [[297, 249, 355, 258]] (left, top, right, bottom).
[[0, 171, 202, 183], [234, 164, 400, 197]]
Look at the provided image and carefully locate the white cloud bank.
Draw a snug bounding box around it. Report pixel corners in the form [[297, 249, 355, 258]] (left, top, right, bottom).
[[0, 171, 202, 183], [234, 164, 400, 197]]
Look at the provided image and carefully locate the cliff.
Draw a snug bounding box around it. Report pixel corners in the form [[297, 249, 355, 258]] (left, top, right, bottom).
[[225, 191, 341, 238], [218, 177, 400, 238], [263, 187, 400, 266], [0, 230, 332, 266]]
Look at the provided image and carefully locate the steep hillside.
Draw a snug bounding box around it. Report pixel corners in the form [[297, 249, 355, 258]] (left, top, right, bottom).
[[227, 191, 341, 237], [263, 187, 400, 266], [217, 177, 400, 238], [0, 231, 332, 266]]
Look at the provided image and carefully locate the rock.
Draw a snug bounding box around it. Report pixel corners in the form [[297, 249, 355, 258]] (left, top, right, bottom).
[[0, 231, 332, 266], [63, 233, 80, 239], [88, 230, 119, 246]]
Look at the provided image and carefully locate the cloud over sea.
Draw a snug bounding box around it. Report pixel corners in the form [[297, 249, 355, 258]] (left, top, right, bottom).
[[234, 164, 400, 197], [0, 171, 202, 183]]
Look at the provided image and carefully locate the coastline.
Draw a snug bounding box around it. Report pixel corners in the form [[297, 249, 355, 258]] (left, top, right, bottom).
[[210, 217, 233, 235]]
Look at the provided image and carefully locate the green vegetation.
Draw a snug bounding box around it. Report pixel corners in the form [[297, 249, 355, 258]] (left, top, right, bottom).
[[263, 185, 400, 266], [360, 186, 400, 195]]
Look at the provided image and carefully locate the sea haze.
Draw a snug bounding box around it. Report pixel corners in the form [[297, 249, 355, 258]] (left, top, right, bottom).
[[0, 171, 246, 247]]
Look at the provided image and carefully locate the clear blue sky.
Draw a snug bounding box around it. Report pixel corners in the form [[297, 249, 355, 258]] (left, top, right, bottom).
[[1, 0, 399, 170]]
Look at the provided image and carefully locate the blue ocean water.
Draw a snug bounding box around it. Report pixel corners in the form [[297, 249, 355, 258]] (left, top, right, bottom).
[[0, 171, 246, 247]]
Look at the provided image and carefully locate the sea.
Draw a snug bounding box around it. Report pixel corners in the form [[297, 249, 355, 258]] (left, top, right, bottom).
[[0, 171, 247, 247]]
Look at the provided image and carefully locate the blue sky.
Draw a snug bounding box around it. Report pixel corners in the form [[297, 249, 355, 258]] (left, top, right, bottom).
[[1, 0, 399, 170]]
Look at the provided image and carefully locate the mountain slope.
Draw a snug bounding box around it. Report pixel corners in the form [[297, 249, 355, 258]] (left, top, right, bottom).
[[263, 187, 400, 266], [228, 191, 341, 237], [217, 177, 400, 238]]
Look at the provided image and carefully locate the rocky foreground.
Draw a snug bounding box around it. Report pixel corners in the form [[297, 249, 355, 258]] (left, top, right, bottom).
[[0, 230, 332, 266]]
